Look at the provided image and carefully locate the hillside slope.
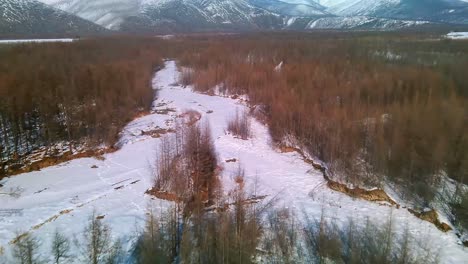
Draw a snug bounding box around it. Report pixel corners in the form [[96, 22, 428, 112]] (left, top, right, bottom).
[[374, 0, 468, 24], [39, 0, 140, 29], [320, 0, 468, 24], [0, 0, 106, 38], [120, 0, 286, 33], [36, 0, 468, 32]]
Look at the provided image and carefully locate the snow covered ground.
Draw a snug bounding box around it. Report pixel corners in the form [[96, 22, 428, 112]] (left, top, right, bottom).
[[446, 32, 468, 40], [0, 61, 467, 263], [0, 39, 74, 44]]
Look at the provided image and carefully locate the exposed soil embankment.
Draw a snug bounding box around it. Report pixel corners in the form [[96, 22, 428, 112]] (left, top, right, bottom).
[[408, 209, 452, 232], [279, 145, 396, 205], [327, 181, 397, 205], [279, 144, 453, 232], [145, 188, 183, 203], [146, 187, 267, 214], [141, 128, 175, 138], [0, 107, 184, 179], [1, 147, 116, 179]]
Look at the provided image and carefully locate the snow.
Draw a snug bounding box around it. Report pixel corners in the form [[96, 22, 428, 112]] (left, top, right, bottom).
[[285, 17, 297, 26], [0, 39, 74, 44], [319, 0, 400, 16], [249, 0, 328, 17], [140, 0, 277, 28], [274, 61, 284, 72], [37, 0, 140, 29], [28, 0, 458, 31], [374, 50, 402, 61], [446, 32, 468, 40], [0, 61, 467, 263], [308, 16, 426, 29]]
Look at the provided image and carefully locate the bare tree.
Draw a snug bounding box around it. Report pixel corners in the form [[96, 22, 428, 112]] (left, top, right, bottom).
[[105, 239, 124, 264], [264, 208, 301, 264], [302, 212, 438, 264], [227, 109, 251, 140], [134, 207, 175, 264], [81, 211, 119, 264], [51, 229, 71, 264], [12, 232, 43, 264]]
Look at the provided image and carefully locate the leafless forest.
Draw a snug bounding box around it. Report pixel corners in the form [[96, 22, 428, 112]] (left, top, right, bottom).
[[0, 38, 163, 173], [1, 32, 467, 262], [175, 33, 467, 221]]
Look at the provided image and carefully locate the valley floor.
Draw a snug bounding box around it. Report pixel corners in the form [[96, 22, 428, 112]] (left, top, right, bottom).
[[0, 61, 466, 263]]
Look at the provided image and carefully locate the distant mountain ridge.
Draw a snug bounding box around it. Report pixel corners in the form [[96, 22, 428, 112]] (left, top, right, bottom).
[[39, 0, 141, 29], [372, 0, 468, 24], [249, 0, 329, 16], [0, 0, 107, 38], [2, 0, 468, 37], [318, 0, 468, 24]]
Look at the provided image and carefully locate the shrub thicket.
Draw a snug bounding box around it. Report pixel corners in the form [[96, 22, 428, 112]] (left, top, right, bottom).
[[153, 119, 219, 204], [227, 109, 251, 140]]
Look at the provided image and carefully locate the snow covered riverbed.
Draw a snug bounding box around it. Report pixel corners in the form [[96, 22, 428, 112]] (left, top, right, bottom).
[[0, 61, 467, 263]]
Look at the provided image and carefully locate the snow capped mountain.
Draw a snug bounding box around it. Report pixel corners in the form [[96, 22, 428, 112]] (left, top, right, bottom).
[[36, 0, 287, 31], [307, 15, 427, 29], [318, 0, 400, 16], [317, 0, 468, 25], [37, 0, 142, 29], [0, 0, 106, 37], [119, 0, 286, 33], [4, 0, 468, 36], [249, 0, 329, 17], [373, 0, 468, 24]]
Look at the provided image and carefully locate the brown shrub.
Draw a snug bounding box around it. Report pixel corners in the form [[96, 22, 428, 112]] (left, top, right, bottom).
[[152, 120, 219, 204], [227, 109, 251, 140]]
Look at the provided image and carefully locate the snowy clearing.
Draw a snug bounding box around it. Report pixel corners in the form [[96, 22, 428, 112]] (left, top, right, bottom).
[[0, 61, 467, 263], [0, 39, 74, 44], [446, 32, 468, 40]]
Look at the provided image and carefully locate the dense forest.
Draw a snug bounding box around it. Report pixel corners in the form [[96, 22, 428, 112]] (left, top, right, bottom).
[[0, 38, 163, 176]]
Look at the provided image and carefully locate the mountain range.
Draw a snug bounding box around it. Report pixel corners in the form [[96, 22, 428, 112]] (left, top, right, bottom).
[[0, 0, 107, 37], [2, 0, 468, 37]]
